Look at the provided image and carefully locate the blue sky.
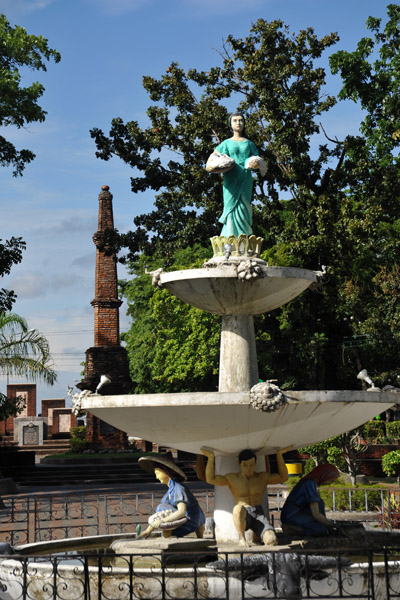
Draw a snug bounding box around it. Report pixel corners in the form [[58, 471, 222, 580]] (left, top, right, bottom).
[[0, 0, 392, 409]]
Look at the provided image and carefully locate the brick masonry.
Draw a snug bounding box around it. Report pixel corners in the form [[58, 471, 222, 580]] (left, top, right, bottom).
[[359, 444, 399, 477], [77, 186, 132, 450], [0, 384, 37, 436], [52, 408, 77, 435]]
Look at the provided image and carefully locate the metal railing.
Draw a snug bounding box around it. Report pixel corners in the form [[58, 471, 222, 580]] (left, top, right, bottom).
[[0, 486, 397, 547], [0, 547, 399, 599], [0, 490, 215, 546]]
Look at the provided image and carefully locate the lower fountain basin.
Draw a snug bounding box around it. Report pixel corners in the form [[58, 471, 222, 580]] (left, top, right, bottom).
[[80, 390, 399, 455], [1, 536, 400, 600], [159, 265, 319, 315]]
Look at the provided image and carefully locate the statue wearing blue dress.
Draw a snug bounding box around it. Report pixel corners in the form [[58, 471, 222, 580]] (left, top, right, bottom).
[[137, 453, 205, 539], [214, 113, 260, 237]]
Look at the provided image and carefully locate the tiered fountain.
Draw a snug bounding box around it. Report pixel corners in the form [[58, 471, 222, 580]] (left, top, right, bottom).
[[76, 231, 399, 543], [78, 116, 400, 541], [2, 119, 400, 597], [2, 231, 400, 600]]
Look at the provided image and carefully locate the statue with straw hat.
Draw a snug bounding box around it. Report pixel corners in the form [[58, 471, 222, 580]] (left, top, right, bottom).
[[137, 452, 205, 539]]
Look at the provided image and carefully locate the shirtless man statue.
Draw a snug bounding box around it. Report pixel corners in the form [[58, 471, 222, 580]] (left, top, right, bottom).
[[201, 446, 291, 546]]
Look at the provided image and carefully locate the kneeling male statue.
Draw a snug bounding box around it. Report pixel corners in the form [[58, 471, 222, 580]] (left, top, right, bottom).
[[201, 447, 291, 546]]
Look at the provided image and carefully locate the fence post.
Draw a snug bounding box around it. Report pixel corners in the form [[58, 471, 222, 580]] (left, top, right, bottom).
[[99, 494, 107, 535], [28, 497, 36, 543]]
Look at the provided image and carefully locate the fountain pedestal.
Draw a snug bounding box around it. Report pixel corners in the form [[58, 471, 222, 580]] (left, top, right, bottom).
[[219, 315, 258, 391]]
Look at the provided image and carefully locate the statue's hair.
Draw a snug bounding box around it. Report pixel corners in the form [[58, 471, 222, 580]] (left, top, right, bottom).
[[238, 449, 256, 463], [229, 112, 246, 136]]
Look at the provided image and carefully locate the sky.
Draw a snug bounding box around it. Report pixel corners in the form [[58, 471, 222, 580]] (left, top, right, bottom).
[[0, 0, 393, 411]]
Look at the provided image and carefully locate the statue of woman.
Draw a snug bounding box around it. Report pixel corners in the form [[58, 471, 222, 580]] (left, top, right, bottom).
[[280, 464, 340, 537], [211, 113, 263, 238], [137, 453, 205, 539]]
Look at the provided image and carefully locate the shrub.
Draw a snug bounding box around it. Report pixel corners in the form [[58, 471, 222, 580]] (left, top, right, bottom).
[[386, 422, 400, 442], [382, 450, 400, 477], [361, 420, 387, 443], [286, 478, 382, 512], [319, 485, 382, 512], [303, 457, 316, 475], [69, 425, 89, 454]]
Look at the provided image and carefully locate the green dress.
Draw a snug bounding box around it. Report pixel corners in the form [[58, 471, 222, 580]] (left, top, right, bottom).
[[215, 138, 259, 237]]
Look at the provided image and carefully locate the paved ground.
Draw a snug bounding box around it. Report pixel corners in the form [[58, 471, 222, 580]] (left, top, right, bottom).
[[14, 479, 214, 497]]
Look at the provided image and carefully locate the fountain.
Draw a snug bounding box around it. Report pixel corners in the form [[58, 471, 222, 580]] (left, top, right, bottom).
[[75, 117, 400, 541], [74, 119, 400, 542], [75, 240, 399, 543], [2, 116, 400, 599]]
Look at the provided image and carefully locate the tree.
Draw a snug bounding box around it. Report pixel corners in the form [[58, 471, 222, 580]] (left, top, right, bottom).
[[121, 247, 220, 393], [94, 6, 400, 392], [91, 19, 339, 263], [300, 429, 368, 485], [0, 236, 26, 313], [0, 14, 61, 176], [0, 313, 57, 385], [0, 392, 24, 422]]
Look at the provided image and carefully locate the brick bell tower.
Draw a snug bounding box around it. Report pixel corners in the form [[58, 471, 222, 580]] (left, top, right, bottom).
[[78, 185, 132, 396]]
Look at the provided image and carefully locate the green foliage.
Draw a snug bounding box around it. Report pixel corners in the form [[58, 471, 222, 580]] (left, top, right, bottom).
[[0, 312, 57, 385], [43, 452, 141, 461], [98, 6, 400, 392], [300, 428, 367, 483], [382, 450, 400, 477], [0, 237, 26, 312], [287, 476, 383, 512], [361, 420, 387, 443], [69, 426, 89, 454], [385, 421, 400, 442], [299, 439, 337, 465], [303, 457, 316, 475], [0, 392, 25, 422], [319, 485, 383, 512], [0, 14, 60, 176], [121, 246, 220, 393], [91, 18, 339, 264]]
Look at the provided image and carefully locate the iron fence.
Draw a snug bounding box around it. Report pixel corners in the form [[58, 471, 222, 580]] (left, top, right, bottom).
[[1, 547, 400, 599], [0, 491, 214, 546], [0, 486, 397, 548]]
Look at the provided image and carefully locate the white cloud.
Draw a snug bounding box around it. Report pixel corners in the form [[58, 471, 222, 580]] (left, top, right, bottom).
[[0, 0, 54, 17], [50, 272, 88, 292], [71, 253, 95, 269], [8, 272, 47, 298], [33, 216, 96, 236]]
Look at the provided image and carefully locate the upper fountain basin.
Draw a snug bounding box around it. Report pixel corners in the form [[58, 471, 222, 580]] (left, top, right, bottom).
[[159, 265, 319, 315]]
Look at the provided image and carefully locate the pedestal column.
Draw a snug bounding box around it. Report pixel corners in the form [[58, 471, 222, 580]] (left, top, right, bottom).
[[215, 314, 261, 543], [219, 315, 259, 392]]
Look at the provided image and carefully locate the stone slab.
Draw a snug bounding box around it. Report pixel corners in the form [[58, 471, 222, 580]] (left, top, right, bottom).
[[111, 537, 216, 554]]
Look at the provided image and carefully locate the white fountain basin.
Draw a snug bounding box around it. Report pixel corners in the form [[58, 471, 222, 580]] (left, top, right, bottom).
[[1, 536, 399, 600], [159, 265, 318, 315], [80, 390, 399, 456]]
